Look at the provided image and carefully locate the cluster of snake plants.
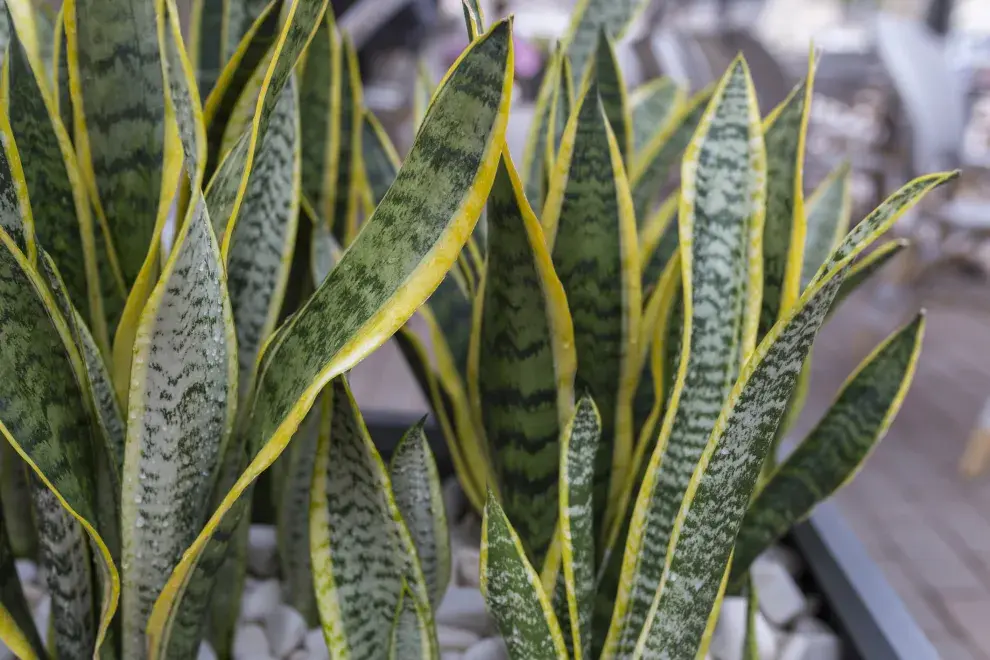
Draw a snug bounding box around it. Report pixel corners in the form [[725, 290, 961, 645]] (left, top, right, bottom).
[[370, 2, 952, 659], [0, 0, 517, 657]]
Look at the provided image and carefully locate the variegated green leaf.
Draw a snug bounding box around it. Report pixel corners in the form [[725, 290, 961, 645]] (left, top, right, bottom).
[[120, 190, 237, 660], [65, 0, 166, 287], [227, 73, 301, 398], [549, 53, 574, 167], [389, 419, 451, 608], [801, 162, 851, 288], [631, 78, 683, 155], [191, 0, 225, 97], [327, 35, 362, 244], [53, 8, 73, 141], [638, 194, 678, 294], [0, 227, 119, 654], [560, 396, 601, 660], [732, 313, 925, 579], [471, 154, 576, 565], [226, 0, 272, 62], [522, 49, 561, 208], [481, 490, 568, 660], [362, 110, 401, 205], [162, 0, 207, 190], [543, 70, 641, 535], [276, 400, 323, 626], [603, 58, 765, 659], [630, 87, 712, 222], [389, 583, 431, 660], [591, 29, 631, 162], [310, 377, 435, 659], [0, 92, 34, 259], [759, 61, 814, 339], [832, 239, 906, 311], [0, 499, 45, 658], [148, 22, 513, 652], [562, 0, 649, 88]]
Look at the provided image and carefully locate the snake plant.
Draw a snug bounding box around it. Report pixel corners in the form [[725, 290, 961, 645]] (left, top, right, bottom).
[[0, 0, 510, 657]]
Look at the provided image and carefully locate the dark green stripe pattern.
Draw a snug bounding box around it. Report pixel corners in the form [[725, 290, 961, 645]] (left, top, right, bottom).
[[476, 156, 572, 566], [593, 29, 630, 162], [732, 314, 924, 579]]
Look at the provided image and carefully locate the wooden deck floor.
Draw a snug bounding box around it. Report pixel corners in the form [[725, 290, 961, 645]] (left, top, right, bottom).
[[348, 252, 990, 659]]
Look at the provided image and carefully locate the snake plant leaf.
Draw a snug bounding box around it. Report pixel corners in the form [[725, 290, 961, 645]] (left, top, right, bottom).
[[362, 110, 402, 206], [549, 53, 574, 165], [227, 73, 301, 399], [759, 58, 815, 339], [0, 224, 121, 654], [310, 377, 436, 659], [6, 19, 106, 351], [630, 86, 712, 223], [0, 96, 35, 259], [603, 57, 765, 659], [801, 161, 851, 289], [832, 239, 906, 312], [119, 190, 237, 659], [0, 505, 45, 659], [732, 313, 925, 579], [162, 0, 208, 192], [148, 20, 512, 649], [389, 419, 451, 608], [591, 29, 631, 162], [203, 0, 329, 256], [190, 0, 225, 96], [630, 77, 684, 155], [203, 0, 280, 179], [64, 0, 166, 287], [327, 34, 362, 245], [522, 48, 561, 207], [389, 583, 432, 660], [53, 9, 73, 140], [638, 194, 678, 294], [481, 490, 568, 660], [562, 0, 650, 88], [413, 60, 434, 130], [0, 442, 37, 559], [226, 0, 273, 61], [471, 153, 576, 565], [462, 0, 486, 38], [543, 71, 642, 535], [560, 396, 601, 660]]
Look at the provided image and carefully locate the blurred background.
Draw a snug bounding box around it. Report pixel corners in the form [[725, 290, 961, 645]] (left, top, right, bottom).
[[325, 1, 990, 658]]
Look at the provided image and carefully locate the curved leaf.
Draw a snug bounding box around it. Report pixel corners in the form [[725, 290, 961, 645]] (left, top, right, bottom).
[[310, 377, 435, 659], [147, 20, 513, 651], [389, 583, 431, 660], [731, 313, 925, 579], [832, 239, 906, 312], [801, 162, 851, 289], [470, 153, 576, 565], [562, 0, 650, 88], [462, 0, 486, 38], [631, 78, 684, 155], [603, 57, 765, 659], [543, 71, 641, 535], [389, 419, 451, 608], [481, 490, 568, 660]]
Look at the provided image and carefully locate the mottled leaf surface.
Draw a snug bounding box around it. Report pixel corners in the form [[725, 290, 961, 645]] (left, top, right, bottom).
[[388, 585, 430, 660], [801, 162, 851, 289], [521, 50, 560, 208], [592, 30, 631, 161], [832, 240, 905, 312], [631, 78, 683, 154], [481, 492, 567, 660], [473, 155, 576, 565], [563, 0, 649, 87]]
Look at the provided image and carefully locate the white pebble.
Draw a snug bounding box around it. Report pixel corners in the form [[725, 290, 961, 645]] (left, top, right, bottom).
[[436, 587, 494, 636], [464, 637, 508, 660], [265, 604, 307, 658], [438, 625, 481, 651], [752, 558, 806, 627], [454, 547, 481, 588], [759, 545, 803, 577], [287, 650, 309, 660], [778, 630, 842, 660], [240, 579, 282, 623], [710, 596, 778, 660], [14, 560, 37, 585], [441, 653, 464, 660], [794, 617, 833, 635], [197, 641, 218, 660], [305, 628, 330, 660], [233, 624, 273, 660], [248, 525, 279, 578]]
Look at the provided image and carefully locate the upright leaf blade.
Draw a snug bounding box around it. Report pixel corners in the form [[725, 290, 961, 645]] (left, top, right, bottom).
[[190, 0, 225, 96], [299, 11, 340, 231], [326, 35, 362, 245], [731, 313, 925, 578], [389, 584, 431, 660], [562, 0, 650, 88], [362, 110, 401, 206], [801, 162, 851, 289], [630, 78, 684, 155], [471, 154, 576, 565], [388, 419, 452, 608], [603, 58, 765, 659], [592, 29, 631, 162], [521, 49, 561, 208], [481, 491, 568, 660]]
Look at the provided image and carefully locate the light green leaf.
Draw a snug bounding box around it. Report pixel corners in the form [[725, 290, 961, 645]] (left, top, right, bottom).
[[732, 313, 925, 579], [389, 419, 451, 608], [389, 583, 432, 660], [562, 0, 650, 88], [227, 73, 301, 399], [759, 59, 814, 339], [630, 78, 684, 155], [542, 70, 642, 535], [119, 190, 237, 660], [64, 0, 165, 287], [0, 496, 45, 658], [481, 490, 568, 660], [630, 86, 712, 223], [148, 21, 513, 652], [310, 377, 435, 659], [560, 396, 601, 660], [591, 28, 631, 162], [470, 154, 576, 565], [603, 57, 765, 659], [801, 162, 851, 289]]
